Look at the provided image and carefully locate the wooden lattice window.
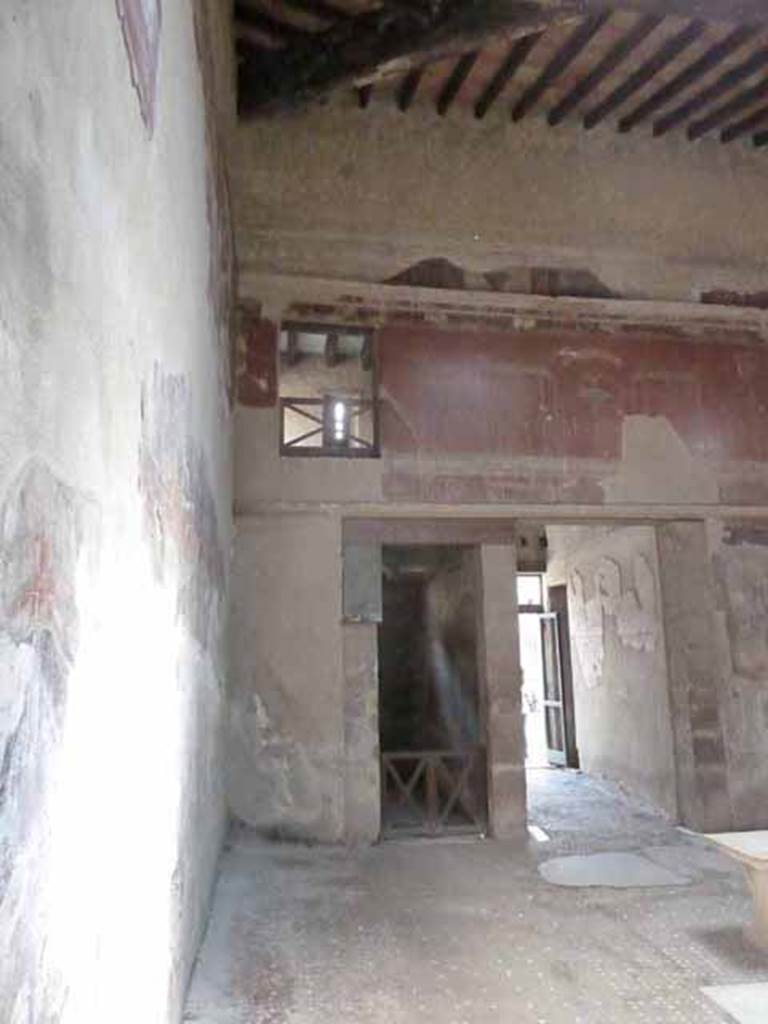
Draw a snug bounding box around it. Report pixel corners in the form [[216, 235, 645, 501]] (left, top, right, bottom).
[[279, 324, 378, 458]]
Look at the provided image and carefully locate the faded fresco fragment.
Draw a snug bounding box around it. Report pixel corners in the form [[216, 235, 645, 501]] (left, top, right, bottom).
[[139, 365, 226, 655], [0, 459, 92, 1020]]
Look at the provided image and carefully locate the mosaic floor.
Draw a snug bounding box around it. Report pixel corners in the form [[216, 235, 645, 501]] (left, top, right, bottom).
[[186, 770, 768, 1024]]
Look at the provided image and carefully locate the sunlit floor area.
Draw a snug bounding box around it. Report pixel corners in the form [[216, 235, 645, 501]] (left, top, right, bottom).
[[185, 771, 768, 1024]]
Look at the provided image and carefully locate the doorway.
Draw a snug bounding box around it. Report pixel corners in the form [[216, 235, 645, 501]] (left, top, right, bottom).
[[377, 545, 488, 838], [524, 523, 681, 834], [518, 574, 579, 770]]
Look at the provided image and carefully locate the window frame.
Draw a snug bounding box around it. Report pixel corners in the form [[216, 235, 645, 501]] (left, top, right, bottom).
[[517, 573, 545, 613], [278, 321, 380, 459]]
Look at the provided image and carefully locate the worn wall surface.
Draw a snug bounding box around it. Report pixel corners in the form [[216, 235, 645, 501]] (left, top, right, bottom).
[[0, 2, 234, 1022], [236, 304, 768, 512], [234, 96, 768, 303], [547, 526, 677, 817], [710, 523, 768, 829], [378, 322, 768, 507], [228, 514, 346, 842], [656, 522, 731, 832], [341, 621, 380, 844], [476, 544, 526, 837]]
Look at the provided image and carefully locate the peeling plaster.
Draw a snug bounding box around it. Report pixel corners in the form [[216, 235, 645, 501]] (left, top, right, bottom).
[[604, 415, 719, 506], [569, 549, 659, 692]]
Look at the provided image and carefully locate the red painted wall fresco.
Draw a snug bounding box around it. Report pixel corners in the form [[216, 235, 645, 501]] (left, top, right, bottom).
[[237, 315, 277, 407], [378, 324, 768, 464]]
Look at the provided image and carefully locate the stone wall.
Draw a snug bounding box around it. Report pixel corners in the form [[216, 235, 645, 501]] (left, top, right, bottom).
[[547, 526, 677, 817], [711, 523, 768, 830], [228, 513, 346, 842], [0, 2, 234, 1021], [656, 522, 731, 832]]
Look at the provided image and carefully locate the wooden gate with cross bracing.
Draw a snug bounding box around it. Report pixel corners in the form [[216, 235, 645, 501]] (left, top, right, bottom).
[[380, 747, 488, 837]]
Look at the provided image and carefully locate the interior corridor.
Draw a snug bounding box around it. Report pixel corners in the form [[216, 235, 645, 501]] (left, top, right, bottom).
[[186, 770, 765, 1024]]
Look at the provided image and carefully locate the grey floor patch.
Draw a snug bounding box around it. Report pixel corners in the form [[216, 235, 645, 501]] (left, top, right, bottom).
[[702, 983, 768, 1023], [540, 851, 691, 888]]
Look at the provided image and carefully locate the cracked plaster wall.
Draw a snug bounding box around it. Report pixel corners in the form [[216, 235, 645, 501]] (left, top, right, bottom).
[[0, 2, 234, 1022]]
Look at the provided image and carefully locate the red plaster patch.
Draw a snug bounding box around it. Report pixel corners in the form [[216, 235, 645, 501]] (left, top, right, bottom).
[[236, 315, 277, 407]]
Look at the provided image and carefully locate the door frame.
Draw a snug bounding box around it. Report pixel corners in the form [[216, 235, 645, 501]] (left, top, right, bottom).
[[547, 584, 580, 769]]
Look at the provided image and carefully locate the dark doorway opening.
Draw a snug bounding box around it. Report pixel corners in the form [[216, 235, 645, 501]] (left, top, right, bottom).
[[378, 545, 488, 838]]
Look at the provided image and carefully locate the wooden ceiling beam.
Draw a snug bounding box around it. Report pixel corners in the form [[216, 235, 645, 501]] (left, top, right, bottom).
[[688, 74, 768, 139], [398, 66, 426, 111], [437, 50, 481, 114], [583, 18, 704, 129], [325, 331, 341, 366], [618, 24, 757, 132], [512, 9, 609, 121], [548, 13, 661, 125], [237, 0, 768, 117], [474, 32, 542, 118], [235, 3, 315, 45], [721, 102, 768, 142], [654, 44, 768, 136], [239, 1, 561, 116]]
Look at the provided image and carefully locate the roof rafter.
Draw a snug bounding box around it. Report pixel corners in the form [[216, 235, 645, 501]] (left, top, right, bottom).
[[584, 18, 705, 130], [475, 32, 543, 118], [721, 103, 768, 143], [618, 24, 757, 132], [511, 9, 610, 121], [548, 13, 661, 126], [237, 0, 768, 117], [654, 44, 768, 136], [688, 74, 768, 139], [437, 50, 481, 114]]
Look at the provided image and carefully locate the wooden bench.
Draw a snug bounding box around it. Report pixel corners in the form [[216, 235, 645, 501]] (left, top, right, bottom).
[[706, 832, 768, 948]]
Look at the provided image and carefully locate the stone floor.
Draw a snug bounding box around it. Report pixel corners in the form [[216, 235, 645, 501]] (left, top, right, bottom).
[[185, 770, 768, 1024]]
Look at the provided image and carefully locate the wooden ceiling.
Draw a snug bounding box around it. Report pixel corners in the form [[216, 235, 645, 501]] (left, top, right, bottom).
[[235, 0, 768, 148]]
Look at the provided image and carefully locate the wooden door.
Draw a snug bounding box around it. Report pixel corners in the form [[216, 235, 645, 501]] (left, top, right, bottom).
[[547, 585, 579, 769], [540, 613, 567, 766]]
